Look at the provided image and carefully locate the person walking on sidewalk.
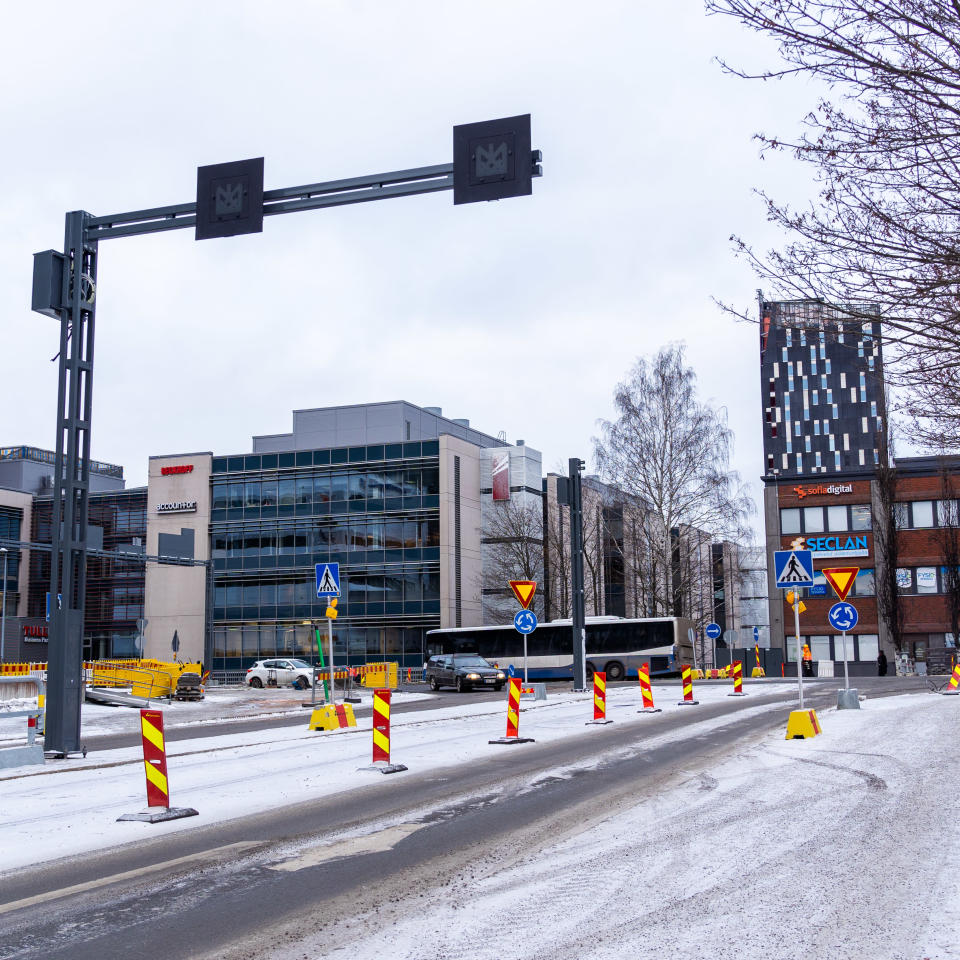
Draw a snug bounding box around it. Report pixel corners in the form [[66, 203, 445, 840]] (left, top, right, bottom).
[[878, 649, 888, 676]]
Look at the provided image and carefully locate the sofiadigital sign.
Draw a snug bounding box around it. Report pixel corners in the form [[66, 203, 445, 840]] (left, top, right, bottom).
[[795, 533, 869, 558], [793, 482, 853, 500]]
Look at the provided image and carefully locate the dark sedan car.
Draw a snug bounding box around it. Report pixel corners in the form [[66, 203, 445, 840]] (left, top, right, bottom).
[[425, 654, 506, 692]]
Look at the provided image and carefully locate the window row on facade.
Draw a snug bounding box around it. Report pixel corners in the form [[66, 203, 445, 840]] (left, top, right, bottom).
[[787, 634, 879, 661], [781, 498, 960, 536], [213, 566, 441, 620], [780, 503, 873, 535], [211, 466, 440, 513], [781, 320, 878, 346], [211, 516, 440, 568], [799, 566, 960, 598], [211, 441, 440, 475]]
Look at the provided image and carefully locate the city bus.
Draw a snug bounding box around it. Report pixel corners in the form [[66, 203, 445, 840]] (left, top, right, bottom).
[[425, 616, 695, 681]]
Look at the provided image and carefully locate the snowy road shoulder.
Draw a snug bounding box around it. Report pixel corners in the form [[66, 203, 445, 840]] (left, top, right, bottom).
[[292, 691, 960, 960], [0, 682, 797, 873]]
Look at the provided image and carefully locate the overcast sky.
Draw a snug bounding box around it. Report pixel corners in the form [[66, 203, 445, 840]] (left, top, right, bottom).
[[1, 1, 819, 522]]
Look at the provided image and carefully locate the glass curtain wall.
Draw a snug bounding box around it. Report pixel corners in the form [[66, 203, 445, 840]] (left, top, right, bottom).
[[210, 442, 443, 672]]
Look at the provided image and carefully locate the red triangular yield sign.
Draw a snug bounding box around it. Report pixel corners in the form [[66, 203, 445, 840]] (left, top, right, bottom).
[[822, 567, 859, 602], [509, 580, 537, 609]]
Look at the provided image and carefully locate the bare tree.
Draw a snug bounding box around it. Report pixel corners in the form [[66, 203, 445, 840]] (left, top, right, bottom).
[[481, 499, 544, 620], [543, 486, 570, 621], [706, 0, 960, 447], [593, 345, 754, 620], [937, 466, 960, 654], [872, 431, 904, 657]]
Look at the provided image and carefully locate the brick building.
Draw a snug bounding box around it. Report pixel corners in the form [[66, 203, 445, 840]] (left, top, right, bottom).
[[764, 457, 960, 672]]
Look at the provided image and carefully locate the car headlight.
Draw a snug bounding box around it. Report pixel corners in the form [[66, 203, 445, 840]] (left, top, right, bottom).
[[497, 672, 505, 679], [466, 673, 480, 680]]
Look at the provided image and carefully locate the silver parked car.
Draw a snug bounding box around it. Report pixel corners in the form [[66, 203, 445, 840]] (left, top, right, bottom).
[[246, 658, 314, 689]]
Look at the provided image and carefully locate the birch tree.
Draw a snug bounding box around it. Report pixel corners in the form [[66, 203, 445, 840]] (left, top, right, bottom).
[[593, 345, 753, 619]]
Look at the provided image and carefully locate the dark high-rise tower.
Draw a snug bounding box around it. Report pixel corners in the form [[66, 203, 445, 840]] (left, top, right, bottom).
[[759, 299, 885, 478]]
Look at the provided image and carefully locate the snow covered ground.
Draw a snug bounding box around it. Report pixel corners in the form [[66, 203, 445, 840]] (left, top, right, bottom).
[[301, 690, 959, 960], [5, 680, 956, 959], [0, 684, 434, 741], [0, 681, 790, 871]]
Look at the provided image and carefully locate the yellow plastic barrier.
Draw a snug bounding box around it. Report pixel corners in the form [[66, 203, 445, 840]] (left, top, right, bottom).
[[308, 703, 357, 731], [0, 662, 48, 676], [359, 662, 398, 689], [785, 709, 822, 740], [751, 667, 766, 678], [690, 669, 704, 681], [91, 659, 203, 698]]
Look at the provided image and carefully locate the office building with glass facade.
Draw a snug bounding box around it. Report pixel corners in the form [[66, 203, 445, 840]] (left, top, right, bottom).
[[0, 447, 144, 662], [143, 402, 538, 675]]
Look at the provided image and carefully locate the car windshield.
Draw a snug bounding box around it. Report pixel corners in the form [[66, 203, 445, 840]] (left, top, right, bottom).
[[453, 655, 491, 667], [288, 659, 312, 669]]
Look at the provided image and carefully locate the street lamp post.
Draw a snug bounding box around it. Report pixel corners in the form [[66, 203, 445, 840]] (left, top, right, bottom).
[[0, 547, 8, 663]]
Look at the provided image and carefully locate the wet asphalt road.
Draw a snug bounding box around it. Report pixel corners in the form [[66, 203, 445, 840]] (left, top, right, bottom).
[[1, 676, 929, 960]]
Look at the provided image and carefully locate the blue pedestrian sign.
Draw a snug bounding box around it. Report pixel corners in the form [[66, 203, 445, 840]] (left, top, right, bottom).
[[514, 609, 538, 634], [828, 601, 859, 632], [315, 562, 341, 598], [774, 549, 814, 588], [705, 622, 722, 640]]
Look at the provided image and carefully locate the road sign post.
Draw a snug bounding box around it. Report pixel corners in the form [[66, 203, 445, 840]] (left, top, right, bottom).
[[705, 622, 721, 670], [316, 563, 341, 704], [823, 568, 861, 707], [775, 549, 813, 709], [827, 602, 859, 691], [513, 608, 538, 684]]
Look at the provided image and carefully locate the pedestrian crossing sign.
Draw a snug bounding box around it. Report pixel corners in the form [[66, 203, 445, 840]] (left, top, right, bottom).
[[774, 549, 814, 588], [315, 562, 341, 598]]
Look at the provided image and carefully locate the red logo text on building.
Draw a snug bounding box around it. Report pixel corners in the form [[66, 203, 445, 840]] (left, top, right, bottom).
[[161, 465, 194, 476], [23, 624, 49, 640], [492, 453, 510, 501]]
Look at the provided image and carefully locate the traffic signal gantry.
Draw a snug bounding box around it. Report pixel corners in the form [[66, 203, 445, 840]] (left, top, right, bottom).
[[30, 116, 543, 757]]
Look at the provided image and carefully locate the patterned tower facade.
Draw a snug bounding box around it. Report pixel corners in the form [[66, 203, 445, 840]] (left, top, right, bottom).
[[760, 299, 885, 479]]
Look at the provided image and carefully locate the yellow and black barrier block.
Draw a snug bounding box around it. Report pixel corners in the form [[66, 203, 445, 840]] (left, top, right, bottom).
[[308, 703, 357, 732], [785, 709, 822, 740]]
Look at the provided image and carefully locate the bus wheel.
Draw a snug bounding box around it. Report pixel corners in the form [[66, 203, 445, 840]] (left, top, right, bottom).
[[606, 661, 625, 681], [585, 662, 595, 680]]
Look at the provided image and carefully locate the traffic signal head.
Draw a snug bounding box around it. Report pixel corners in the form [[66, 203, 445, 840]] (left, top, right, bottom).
[[453, 115, 535, 204]]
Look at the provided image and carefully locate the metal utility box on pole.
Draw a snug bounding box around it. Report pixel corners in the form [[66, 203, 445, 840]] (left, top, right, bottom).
[[31, 116, 543, 757]]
